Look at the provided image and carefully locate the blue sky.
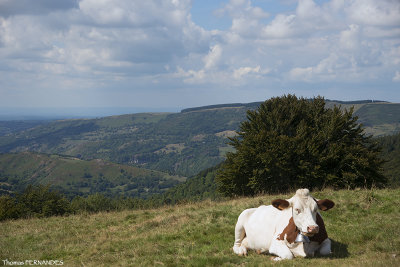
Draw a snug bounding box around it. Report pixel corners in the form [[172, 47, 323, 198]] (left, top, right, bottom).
[[191, 0, 296, 30], [0, 0, 399, 114]]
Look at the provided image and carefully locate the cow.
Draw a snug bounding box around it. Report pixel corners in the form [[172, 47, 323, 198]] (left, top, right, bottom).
[[232, 188, 335, 260]]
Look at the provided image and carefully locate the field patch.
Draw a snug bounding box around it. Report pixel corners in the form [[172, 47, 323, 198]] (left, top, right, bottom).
[[155, 143, 186, 154]]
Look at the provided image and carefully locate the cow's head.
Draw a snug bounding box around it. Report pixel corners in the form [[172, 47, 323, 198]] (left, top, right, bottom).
[[272, 189, 334, 236]]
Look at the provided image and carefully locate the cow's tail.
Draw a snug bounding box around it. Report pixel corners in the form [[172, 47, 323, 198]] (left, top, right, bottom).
[[233, 208, 255, 256]]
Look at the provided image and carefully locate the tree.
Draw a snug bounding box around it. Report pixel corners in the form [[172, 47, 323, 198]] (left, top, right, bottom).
[[17, 184, 71, 218], [0, 184, 71, 221], [376, 132, 400, 187], [216, 95, 387, 196]]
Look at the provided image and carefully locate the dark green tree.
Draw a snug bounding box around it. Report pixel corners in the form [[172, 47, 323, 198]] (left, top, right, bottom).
[[376, 132, 400, 187], [17, 184, 71, 218], [216, 95, 387, 196], [0, 184, 71, 220]]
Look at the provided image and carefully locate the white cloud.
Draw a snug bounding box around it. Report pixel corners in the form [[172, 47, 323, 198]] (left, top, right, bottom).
[[216, 0, 269, 20], [0, 0, 211, 79], [233, 66, 259, 79], [78, 0, 190, 27], [289, 53, 341, 82], [216, 0, 269, 37], [339, 24, 360, 50], [393, 71, 400, 82], [204, 45, 222, 70], [296, 0, 322, 19], [0, 0, 78, 17], [0, 0, 399, 108], [346, 0, 400, 26], [363, 26, 400, 39], [262, 14, 297, 39]]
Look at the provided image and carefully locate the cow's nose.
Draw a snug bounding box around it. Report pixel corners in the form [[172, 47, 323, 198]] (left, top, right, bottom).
[[307, 225, 319, 234]]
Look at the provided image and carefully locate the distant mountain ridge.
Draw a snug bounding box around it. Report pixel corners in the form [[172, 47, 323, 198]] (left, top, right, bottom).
[[181, 99, 388, 113], [181, 102, 262, 113], [0, 99, 399, 178], [327, 99, 388, 104]]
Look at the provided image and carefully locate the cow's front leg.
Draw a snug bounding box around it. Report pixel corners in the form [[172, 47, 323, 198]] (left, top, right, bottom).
[[269, 240, 293, 260], [233, 237, 248, 256], [318, 238, 331, 256]]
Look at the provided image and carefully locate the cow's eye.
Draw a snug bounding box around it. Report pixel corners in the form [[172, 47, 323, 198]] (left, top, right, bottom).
[[295, 209, 301, 214]]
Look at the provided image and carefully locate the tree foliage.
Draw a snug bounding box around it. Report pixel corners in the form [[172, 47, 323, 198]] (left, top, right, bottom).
[[216, 95, 387, 196], [0, 184, 71, 220], [160, 164, 221, 205], [376, 132, 400, 187]]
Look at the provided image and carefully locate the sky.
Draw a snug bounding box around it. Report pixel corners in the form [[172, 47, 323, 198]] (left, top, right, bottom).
[[0, 0, 399, 115]]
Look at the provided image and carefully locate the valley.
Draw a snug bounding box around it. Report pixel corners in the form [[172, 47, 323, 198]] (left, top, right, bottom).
[[0, 99, 399, 199]]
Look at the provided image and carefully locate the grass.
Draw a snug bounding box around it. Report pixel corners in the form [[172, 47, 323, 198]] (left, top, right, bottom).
[[1, 188, 399, 266]]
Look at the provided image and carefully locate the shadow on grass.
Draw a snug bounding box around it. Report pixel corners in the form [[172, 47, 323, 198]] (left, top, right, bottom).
[[329, 239, 349, 259], [312, 239, 349, 259]]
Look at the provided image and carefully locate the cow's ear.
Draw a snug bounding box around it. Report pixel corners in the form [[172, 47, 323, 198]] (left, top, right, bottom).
[[272, 199, 290, 210], [317, 199, 335, 211]]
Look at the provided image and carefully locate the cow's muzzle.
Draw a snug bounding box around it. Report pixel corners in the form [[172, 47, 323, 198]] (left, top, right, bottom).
[[307, 225, 319, 234]]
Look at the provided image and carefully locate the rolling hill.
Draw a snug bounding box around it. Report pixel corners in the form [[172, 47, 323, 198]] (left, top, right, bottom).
[[0, 100, 399, 178], [0, 120, 49, 136], [0, 152, 184, 198], [354, 103, 400, 136], [0, 110, 246, 177]]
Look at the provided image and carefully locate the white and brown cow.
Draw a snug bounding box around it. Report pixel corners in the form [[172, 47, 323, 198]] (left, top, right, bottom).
[[233, 189, 335, 260]]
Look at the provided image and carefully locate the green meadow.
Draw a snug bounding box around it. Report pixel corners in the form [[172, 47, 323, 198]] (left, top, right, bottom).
[[1, 188, 399, 266]]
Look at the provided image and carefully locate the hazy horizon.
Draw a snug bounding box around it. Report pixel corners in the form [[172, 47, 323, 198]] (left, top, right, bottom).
[[0, 106, 182, 120], [0, 97, 394, 120]]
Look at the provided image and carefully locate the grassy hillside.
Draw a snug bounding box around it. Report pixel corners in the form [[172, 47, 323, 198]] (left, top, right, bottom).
[[0, 110, 247, 177], [0, 188, 399, 266], [354, 103, 400, 136], [0, 152, 184, 198], [0, 121, 50, 136], [0, 100, 399, 177]]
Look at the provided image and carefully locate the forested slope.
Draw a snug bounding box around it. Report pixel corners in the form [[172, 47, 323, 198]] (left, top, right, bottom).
[[0, 100, 399, 178], [377, 132, 400, 187], [0, 152, 183, 198]]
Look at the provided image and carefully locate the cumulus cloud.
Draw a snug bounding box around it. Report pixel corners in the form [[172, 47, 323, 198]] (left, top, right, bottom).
[[0, 0, 399, 108], [0, 0, 78, 17], [204, 45, 222, 70], [262, 14, 297, 39], [289, 53, 342, 82], [0, 0, 210, 81], [233, 66, 260, 79], [339, 24, 360, 50], [279, 0, 399, 85], [346, 0, 400, 26], [216, 0, 269, 37]]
